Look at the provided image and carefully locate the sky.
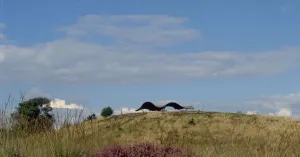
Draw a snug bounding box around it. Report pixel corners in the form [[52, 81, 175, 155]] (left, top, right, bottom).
[[1, 0, 300, 118]]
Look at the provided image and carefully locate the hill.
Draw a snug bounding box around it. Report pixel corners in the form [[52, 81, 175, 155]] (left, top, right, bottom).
[[2, 111, 300, 157]]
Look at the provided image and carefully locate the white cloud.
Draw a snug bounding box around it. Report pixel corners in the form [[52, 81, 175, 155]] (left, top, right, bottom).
[[50, 99, 84, 109], [246, 93, 300, 110], [0, 15, 300, 84], [121, 107, 140, 114], [246, 111, 257, 115], [268, 108, 292, 117], [1, 40, 300, 84], [268, 113, 275, 116], [23, 87, 85, 110], [246, 93, 300, 117], [121, 107, 136, 113], [113, 107, 143, 115], [276, 108, 292, 117], [57, 15, 199, 46]]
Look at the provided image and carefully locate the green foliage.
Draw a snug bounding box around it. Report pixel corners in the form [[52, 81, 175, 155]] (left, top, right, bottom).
[[11, 97, 55, 132], [17, 97, 52, 118], [100, 106, 113, 117], [86, 113, 96, 121]]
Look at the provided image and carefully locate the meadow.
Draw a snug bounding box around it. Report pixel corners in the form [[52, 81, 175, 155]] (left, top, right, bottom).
[[2, 108, 300, 157]]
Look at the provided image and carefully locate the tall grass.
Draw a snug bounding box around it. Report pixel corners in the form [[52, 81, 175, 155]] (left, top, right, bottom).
[[2, 95, 300, 156]]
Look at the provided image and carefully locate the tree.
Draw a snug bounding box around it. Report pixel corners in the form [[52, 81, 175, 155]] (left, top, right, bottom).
[[101, 106, 113, 117], [11, 97, 55, 132], [86, 113, 96, 121]]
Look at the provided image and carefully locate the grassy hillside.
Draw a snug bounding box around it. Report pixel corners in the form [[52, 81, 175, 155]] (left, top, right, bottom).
[[2, 111, 300, 157]]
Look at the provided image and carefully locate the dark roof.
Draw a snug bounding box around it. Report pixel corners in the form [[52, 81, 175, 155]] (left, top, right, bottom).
[[135, 101, 165, 111], [135, 101, 194, 111], [165, 102, 194, 110]]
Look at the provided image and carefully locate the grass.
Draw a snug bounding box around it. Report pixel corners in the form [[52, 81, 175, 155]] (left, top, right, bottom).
[[2, 108, 300, 156]]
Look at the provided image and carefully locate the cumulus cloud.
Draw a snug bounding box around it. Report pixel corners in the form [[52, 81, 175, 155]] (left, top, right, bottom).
[[246, 93, 300, 110], [246, 111, 257, 115], [268, 108, 292, 117], [0, 14, 300, 85], [246, 93, 300, 117], [50, 99, 84, 109], [113, 107, 142, 115], [121, 107, 140, 114], [276, 108, 292, 117], [120, 107, 137, 113], [23, 87, 85, 110]]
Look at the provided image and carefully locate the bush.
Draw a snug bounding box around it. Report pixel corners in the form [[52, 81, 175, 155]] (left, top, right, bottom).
[[86, 113, 97, 121], [94, 142, 197, 157], [100, 106, 113, 117], [10, 97, 55, 133], [188, 118, 196, 125]]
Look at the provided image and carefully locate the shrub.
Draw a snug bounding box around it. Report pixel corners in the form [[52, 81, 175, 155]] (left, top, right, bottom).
[[188, 118, 196, 125], [10, 97, 55, 133], [94, 142, 198, 157], [100, 106, 113, 117], [86, 113, 97, 121]]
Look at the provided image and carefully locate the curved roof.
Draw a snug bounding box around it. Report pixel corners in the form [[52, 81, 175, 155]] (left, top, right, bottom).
[[135, 101, 194, 111], [135, 101, 165, 111], [165, 102, 194, 110]]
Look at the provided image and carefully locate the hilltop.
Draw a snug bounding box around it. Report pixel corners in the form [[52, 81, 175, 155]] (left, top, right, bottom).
[[2, 111, 300, 157]]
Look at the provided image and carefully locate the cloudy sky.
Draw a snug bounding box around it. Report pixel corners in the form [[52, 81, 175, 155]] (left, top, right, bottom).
[[1, 0, 300, 118]]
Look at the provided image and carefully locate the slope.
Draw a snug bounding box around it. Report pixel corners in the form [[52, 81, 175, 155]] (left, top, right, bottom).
[[2, 111, 300, 157]]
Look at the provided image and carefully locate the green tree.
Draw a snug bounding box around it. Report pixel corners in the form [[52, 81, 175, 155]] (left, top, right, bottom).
[[11, 97, 55, 132], [101, 106, 113, 117], [86, 113, 96, 121]]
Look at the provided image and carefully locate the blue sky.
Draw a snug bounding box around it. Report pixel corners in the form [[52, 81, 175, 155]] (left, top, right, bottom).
[[1, 0, 300, 117]]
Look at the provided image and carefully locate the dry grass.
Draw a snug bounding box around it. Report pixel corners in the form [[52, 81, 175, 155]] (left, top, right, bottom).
[[2, 110, 300, 157]]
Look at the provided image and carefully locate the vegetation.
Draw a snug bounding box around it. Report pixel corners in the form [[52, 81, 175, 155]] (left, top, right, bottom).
[[100, 106, 113, 117], [2, 97, 300, 156], [95, 142, 197, 157], [10, 97, 55, 133], [86, 113, 96, 121]]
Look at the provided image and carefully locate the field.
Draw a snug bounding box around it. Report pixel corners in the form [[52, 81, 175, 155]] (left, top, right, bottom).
[[2, 110, 300, 157]]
